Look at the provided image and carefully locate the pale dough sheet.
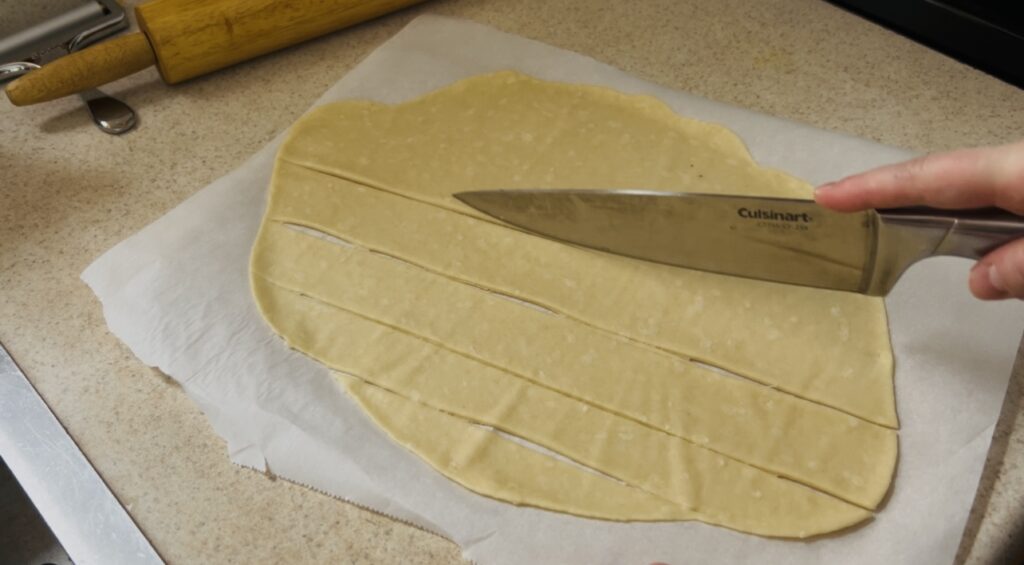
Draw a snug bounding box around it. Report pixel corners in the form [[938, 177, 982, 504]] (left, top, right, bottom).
[[271, 73, 896, 428], [251, 72, 896, 535]]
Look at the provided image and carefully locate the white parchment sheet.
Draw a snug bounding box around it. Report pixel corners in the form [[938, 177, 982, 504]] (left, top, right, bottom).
[[83, 15, 1024, 565]]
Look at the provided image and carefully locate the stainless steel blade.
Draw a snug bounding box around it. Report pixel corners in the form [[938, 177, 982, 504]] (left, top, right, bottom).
[[456, 190, 878, 292]]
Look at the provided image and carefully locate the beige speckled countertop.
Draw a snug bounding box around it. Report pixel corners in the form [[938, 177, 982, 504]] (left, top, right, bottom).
[[2, 1, 1023, 563]]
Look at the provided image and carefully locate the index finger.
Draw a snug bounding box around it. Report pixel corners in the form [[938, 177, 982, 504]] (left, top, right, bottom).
[[814, 141, 1024, 213]]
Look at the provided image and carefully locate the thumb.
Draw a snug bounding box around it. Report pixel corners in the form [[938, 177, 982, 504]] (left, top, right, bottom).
[[969, 238, 1024, 300]]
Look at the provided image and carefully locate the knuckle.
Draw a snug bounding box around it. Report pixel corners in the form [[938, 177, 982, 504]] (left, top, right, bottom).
[[885, 162, 919, 190], [998, 244, 1024, 297], [903, 154, 936, 184], [883, 154, 941, 205], [994, 157, 1024, 213], [1012, 248, 1024, 278]]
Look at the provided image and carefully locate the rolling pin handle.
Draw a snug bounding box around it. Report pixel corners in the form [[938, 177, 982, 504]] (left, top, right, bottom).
[[4, 32, 157, 107]]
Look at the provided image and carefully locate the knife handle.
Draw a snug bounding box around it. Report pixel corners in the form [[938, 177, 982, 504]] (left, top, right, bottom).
[[864, 207, 1024, 295], [878, 207, 1024, 259]]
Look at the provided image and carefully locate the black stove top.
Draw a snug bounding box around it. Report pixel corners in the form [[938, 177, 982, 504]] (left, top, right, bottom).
[[828, 0, 1024, 88]]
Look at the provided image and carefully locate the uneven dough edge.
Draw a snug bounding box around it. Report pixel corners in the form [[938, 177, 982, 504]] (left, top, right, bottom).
[[253, 72, 897, 536]]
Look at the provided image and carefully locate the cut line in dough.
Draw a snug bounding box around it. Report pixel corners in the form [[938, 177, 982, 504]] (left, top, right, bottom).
[[254, 221, 896, 509], [342, 374, 695, 522], [270, 157, 896, 427]]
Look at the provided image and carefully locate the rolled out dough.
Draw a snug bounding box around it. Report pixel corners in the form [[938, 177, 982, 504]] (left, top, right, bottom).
[[251, 71, 898, 536]]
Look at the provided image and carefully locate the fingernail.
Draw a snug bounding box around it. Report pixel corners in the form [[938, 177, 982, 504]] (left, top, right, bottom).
[[988, 265, 1006, 291], [814, 183, 835, 195]]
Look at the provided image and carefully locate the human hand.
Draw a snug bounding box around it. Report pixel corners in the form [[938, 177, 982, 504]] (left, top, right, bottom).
[[814, 140, 1024, 300]]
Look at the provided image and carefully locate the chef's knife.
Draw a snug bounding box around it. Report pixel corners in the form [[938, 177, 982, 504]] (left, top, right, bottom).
[[454, 190, 1024, 295]]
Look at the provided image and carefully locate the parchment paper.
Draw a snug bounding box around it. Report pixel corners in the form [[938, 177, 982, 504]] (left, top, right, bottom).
[[82, 15, 1024, 564]]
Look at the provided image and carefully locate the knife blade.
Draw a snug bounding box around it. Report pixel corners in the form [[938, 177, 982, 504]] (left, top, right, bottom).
[[454, 189, 1024, 295]]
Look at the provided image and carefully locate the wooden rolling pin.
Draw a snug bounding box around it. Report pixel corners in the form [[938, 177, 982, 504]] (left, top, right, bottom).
[[5, 0, 426, 106]]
